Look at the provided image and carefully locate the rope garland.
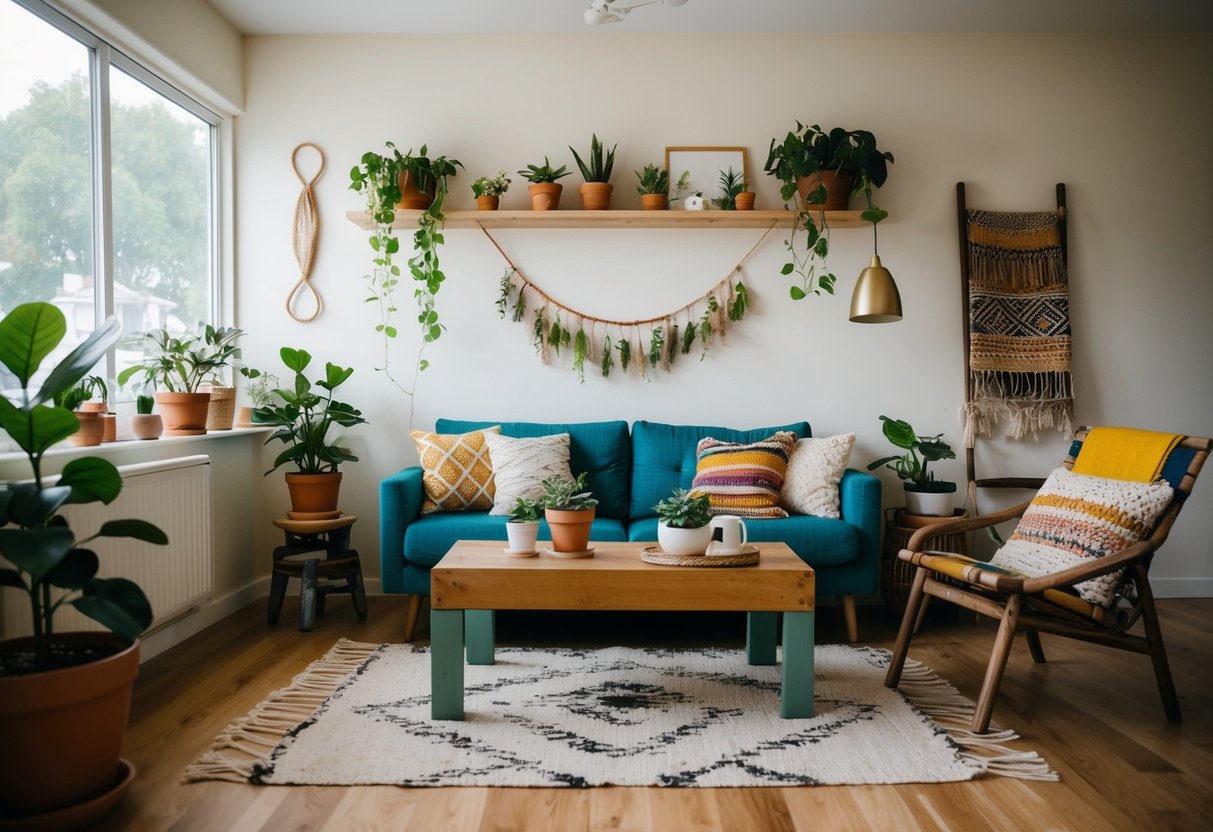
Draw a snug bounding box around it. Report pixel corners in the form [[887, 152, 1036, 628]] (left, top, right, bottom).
[[286, 142, 325, 323]]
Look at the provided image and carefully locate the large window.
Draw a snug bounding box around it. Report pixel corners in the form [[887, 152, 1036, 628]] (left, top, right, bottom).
[[0, 0, 219, 394]]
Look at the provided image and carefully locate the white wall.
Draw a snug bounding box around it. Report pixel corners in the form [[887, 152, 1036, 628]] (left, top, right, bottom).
[[235, 33, 1213, 595]]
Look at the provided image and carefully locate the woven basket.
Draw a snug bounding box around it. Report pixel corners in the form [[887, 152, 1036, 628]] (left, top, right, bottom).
[[881, 508, 968, 614], [203, 385, 236, 431], [640, 546, 759, 568]]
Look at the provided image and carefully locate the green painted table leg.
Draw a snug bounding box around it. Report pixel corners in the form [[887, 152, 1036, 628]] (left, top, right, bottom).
[[466, 609, 495, 665], [431, 608, 465, 720], [781, 610, 816, 719], [746, 612, 777, 665]]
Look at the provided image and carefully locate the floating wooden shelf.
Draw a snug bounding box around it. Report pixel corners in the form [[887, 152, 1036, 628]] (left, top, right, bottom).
[[345, 209, 870, 231]]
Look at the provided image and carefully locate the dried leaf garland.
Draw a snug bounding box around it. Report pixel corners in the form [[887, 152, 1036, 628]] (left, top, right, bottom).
[[681, 321, 697, 355], [601, 336, 613, 377], [668, 322, 679, 368], [648, 327, 664, 369], [572, 328, 589, 384], [617, 337, 632, 371], [729, 282, 749, 321], [495, 270, 514, 318]]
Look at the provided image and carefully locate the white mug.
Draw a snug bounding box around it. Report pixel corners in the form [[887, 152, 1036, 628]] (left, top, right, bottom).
[[705, 515, 748, 556]]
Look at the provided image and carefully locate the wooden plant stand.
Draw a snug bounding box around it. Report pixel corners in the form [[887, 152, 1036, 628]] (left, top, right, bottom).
[[268, 514, 367, 631]]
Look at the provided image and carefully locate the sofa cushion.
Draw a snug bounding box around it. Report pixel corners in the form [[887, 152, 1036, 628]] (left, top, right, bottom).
[[410, 426, 500, 514], [483, 432, 573, 515], [630, 421, 811, 520], [781, 433, 856, 519], [628, 515, 861, 568], [438, 419, 631, 519], [403, 513, 629, 568], [692, 431, 797, 518]]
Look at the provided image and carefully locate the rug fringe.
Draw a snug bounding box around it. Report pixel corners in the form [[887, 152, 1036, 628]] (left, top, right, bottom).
[[182, 638, 380, 783], [896, 658, 1059, 781]]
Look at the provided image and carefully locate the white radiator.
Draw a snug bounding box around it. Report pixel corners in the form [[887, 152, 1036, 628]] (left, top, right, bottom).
[[2, 455, 213, 638]]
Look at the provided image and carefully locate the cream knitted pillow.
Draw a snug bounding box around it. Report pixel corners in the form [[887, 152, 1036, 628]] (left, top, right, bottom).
[[780, 433, 856, 518], [484, 432, 574, 516]]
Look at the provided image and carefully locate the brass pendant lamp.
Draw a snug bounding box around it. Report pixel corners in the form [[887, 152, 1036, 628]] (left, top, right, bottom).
[[849, 216, 902, 323]]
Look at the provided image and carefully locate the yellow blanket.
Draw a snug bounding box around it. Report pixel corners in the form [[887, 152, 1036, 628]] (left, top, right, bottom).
[[1071, 427, 1183, 482]]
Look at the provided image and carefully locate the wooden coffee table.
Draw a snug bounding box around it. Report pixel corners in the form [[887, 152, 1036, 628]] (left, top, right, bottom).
[[428, 540, 816, 720]]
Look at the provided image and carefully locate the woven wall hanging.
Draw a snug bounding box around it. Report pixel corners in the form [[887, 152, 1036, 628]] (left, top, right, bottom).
[[285, 142, 325, 322]]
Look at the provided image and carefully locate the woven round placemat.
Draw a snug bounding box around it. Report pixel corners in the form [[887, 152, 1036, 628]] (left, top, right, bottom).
[[640, 546, 759, 567]]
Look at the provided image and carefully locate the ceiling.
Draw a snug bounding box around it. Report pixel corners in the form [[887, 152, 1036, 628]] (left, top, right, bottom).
[[205, 0, 1213, 35]]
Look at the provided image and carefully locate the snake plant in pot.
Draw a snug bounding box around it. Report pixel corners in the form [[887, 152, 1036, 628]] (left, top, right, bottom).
[[0, 302, 168, 822], [540, 472, 598, 554], [253, 347, 367, 519], [867, 415, 958, 517]]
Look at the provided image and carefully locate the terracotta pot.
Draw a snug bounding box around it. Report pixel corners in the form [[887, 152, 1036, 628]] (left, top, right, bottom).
[[130, 413, 163, 440], [396, 170, 435, 210], [640, 193, 668, 211], [0, 633, 139, 819], [796, 170, 854, 211], [78, 401, 108, 414], [476, 194, 500, 211], [285, 472, 343, 520], [579, 182, 614, 211], [101, 413, 117, 443], [68, 411, 105, 447], [154, 391, 211, 436], [734, 191, 756, 211], [202, 385, 236, 431], [528, 183, 563, 211], [545, 507, 595, 553], [235, 405, 255, 428]]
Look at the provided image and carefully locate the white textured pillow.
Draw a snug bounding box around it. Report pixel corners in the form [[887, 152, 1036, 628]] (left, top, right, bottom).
[[484, 432, 574, 516], [780, 433, 856, 518]]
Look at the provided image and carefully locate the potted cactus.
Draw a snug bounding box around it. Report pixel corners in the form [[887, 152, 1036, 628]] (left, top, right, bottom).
[[654, 488, 712, 556], [518, 157, 570, 211], [540, 472, 598, 554], [505, 496, 542, 554], [130, 394, 163, 440]]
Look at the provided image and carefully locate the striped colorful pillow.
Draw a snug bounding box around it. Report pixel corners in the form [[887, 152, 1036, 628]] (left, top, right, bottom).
[[990, 466, 1173, 607], [691, 431, 797, 518]]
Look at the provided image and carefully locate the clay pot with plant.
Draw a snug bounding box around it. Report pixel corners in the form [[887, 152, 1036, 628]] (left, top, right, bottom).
[[253, 347, 367, 520], [635, 163, 669, 210], [471, 170, 511, 211], [236, 366, 279, 427], [505, 497, 542, 554], [0, 302, 169, 825], [130, 394, 163, 440], [518, 157, 570, 211], [57, 377, 105, 447], [540, 472, 598, 554], [715, 167, 748, 211], [570, 134, 617, 210], [394, 144, 462, 210], [654, 488, 712, 556], [866, 415, 958, 517]]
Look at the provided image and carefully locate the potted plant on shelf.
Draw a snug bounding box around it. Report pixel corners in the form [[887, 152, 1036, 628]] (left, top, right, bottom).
[[236, 366, 279, 428], [866, 415, 958, 518], [540, 472, 598, 554], [253, 347, 367, 520], [635, 163, 669, 210], [201, 373, 236, 432], [75, 375, 117, 443], [518, 157, 570, 211], [56, 379, 105, 447], [505, 496, 542, 554], [395, 144, 464, 210], [471, 170, 511, 211], [0, 302, 168, 824], [130, 394, 162, 440], [654, 488, 712, 555], [715, 167, 746, 211], [117, 324, 244, 436], [570, 134, 617, 210]]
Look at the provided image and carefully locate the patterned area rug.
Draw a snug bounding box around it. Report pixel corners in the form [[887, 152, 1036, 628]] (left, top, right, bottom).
[[186, 640, 1055, 787]]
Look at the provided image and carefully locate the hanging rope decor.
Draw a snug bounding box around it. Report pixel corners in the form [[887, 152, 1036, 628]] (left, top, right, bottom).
[[484, 222, 775, 383], [285, 142, 326, 322]]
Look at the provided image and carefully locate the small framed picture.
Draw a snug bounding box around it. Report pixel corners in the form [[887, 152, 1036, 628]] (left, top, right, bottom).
[[664, 146, 748, 209]]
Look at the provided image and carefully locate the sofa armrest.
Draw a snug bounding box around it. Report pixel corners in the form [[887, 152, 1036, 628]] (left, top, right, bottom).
[[836, 468, 883, 594], [380, 467, 425, 594]]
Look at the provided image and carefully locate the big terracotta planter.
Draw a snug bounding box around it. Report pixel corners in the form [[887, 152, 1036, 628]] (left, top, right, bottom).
[[285, 471, 343, 520], [68, 411, 105, 446], [0, 632, 139, 820], [640, 193, 668, 210], [397, 170, 435, 209], [130, 413, 163, 440], [545, 507, 595, 553], [579, 182, 614, 210], [734, 191, 756, 211], [155, 391, 211, 436], [796, 170, 854, 211], [476, 194, 500, 211], [528, 183, 563, 211]]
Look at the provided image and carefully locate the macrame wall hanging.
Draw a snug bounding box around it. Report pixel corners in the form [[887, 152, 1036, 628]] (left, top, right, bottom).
[[285, 142, 325, 322], [482, 223, 778, 383]]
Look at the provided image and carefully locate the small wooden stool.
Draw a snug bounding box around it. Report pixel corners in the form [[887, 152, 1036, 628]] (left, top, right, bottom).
[[269, 514, 367, 631]]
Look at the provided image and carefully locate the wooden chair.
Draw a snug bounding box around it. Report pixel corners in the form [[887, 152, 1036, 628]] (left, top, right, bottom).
[[884, 428, 1210, 733]]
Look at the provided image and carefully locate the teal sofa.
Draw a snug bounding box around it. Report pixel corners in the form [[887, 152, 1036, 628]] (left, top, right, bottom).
[[381, 418, 881, 641]]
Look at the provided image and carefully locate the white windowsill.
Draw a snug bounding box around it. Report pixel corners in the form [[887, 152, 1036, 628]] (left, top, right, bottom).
[[0, 426, 271, 465]]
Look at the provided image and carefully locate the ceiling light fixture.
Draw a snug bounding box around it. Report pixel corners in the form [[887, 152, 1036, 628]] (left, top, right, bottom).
[[585, 0, 689, 27]]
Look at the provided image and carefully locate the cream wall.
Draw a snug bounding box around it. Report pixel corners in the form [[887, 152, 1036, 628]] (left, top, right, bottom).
[[234, 33, 1213, 596]]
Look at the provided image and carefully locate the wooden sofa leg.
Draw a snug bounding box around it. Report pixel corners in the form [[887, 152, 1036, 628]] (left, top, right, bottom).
[[403, 594, 423, 643], [840, 595, 858, 642], [972, 594, 1022, 734]]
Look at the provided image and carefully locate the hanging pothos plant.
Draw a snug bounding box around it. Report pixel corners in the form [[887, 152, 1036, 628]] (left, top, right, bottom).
[[349, 142, 462, 398]]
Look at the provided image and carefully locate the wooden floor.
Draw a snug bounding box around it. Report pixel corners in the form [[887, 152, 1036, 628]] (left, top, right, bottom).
[[94, 596, 1213, 831]]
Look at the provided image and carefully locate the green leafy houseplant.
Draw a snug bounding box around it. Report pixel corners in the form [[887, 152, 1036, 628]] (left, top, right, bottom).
[[508, 497, 542, 523], [518, 157, 570, 184], [540, 472, 598, 553], [653, 488, 711, 529], [715, 167, 745, 210], [867, 416, 957, 516], [635, 164, 669, 196], [540, 472, 598, 511], [117, 324, 244, 393], [569, 134, 616, 183], [239, 366, 279, 409], [471, 170, 511, 198]]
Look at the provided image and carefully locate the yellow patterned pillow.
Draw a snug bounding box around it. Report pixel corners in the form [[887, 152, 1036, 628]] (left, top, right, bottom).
[[410, 426, 501, 514]]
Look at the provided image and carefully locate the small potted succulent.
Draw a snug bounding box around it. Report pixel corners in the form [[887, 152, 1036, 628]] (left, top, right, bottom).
[[635, 163, 669, 210], [518, 157, 570, 211], [570, 133, 617, 210], [867, 415, 957, 517], [130, 393, 163, 440], [654, 488, 712, 555], [505, 496, 542, 554], [56, 378, 105, 446], [540, 471, 598, 554], [471, 170, 511, 211]]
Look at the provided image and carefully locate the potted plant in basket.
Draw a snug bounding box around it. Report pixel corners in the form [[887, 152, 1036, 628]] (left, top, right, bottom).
[[130, 393, 162, 440], [867, 415, 957, 517], [253, 347, 367, 519], [117, 324, 244, 436], [505, 496, 542, 554], [0, 302, 168, 824], [471, 170, 511, 211], [635, 163, 669, 210], [540, 471, 598, 554], [654, 488, 712, 555], [518, 157, 570, 211], [570, 133, 617, 210]]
